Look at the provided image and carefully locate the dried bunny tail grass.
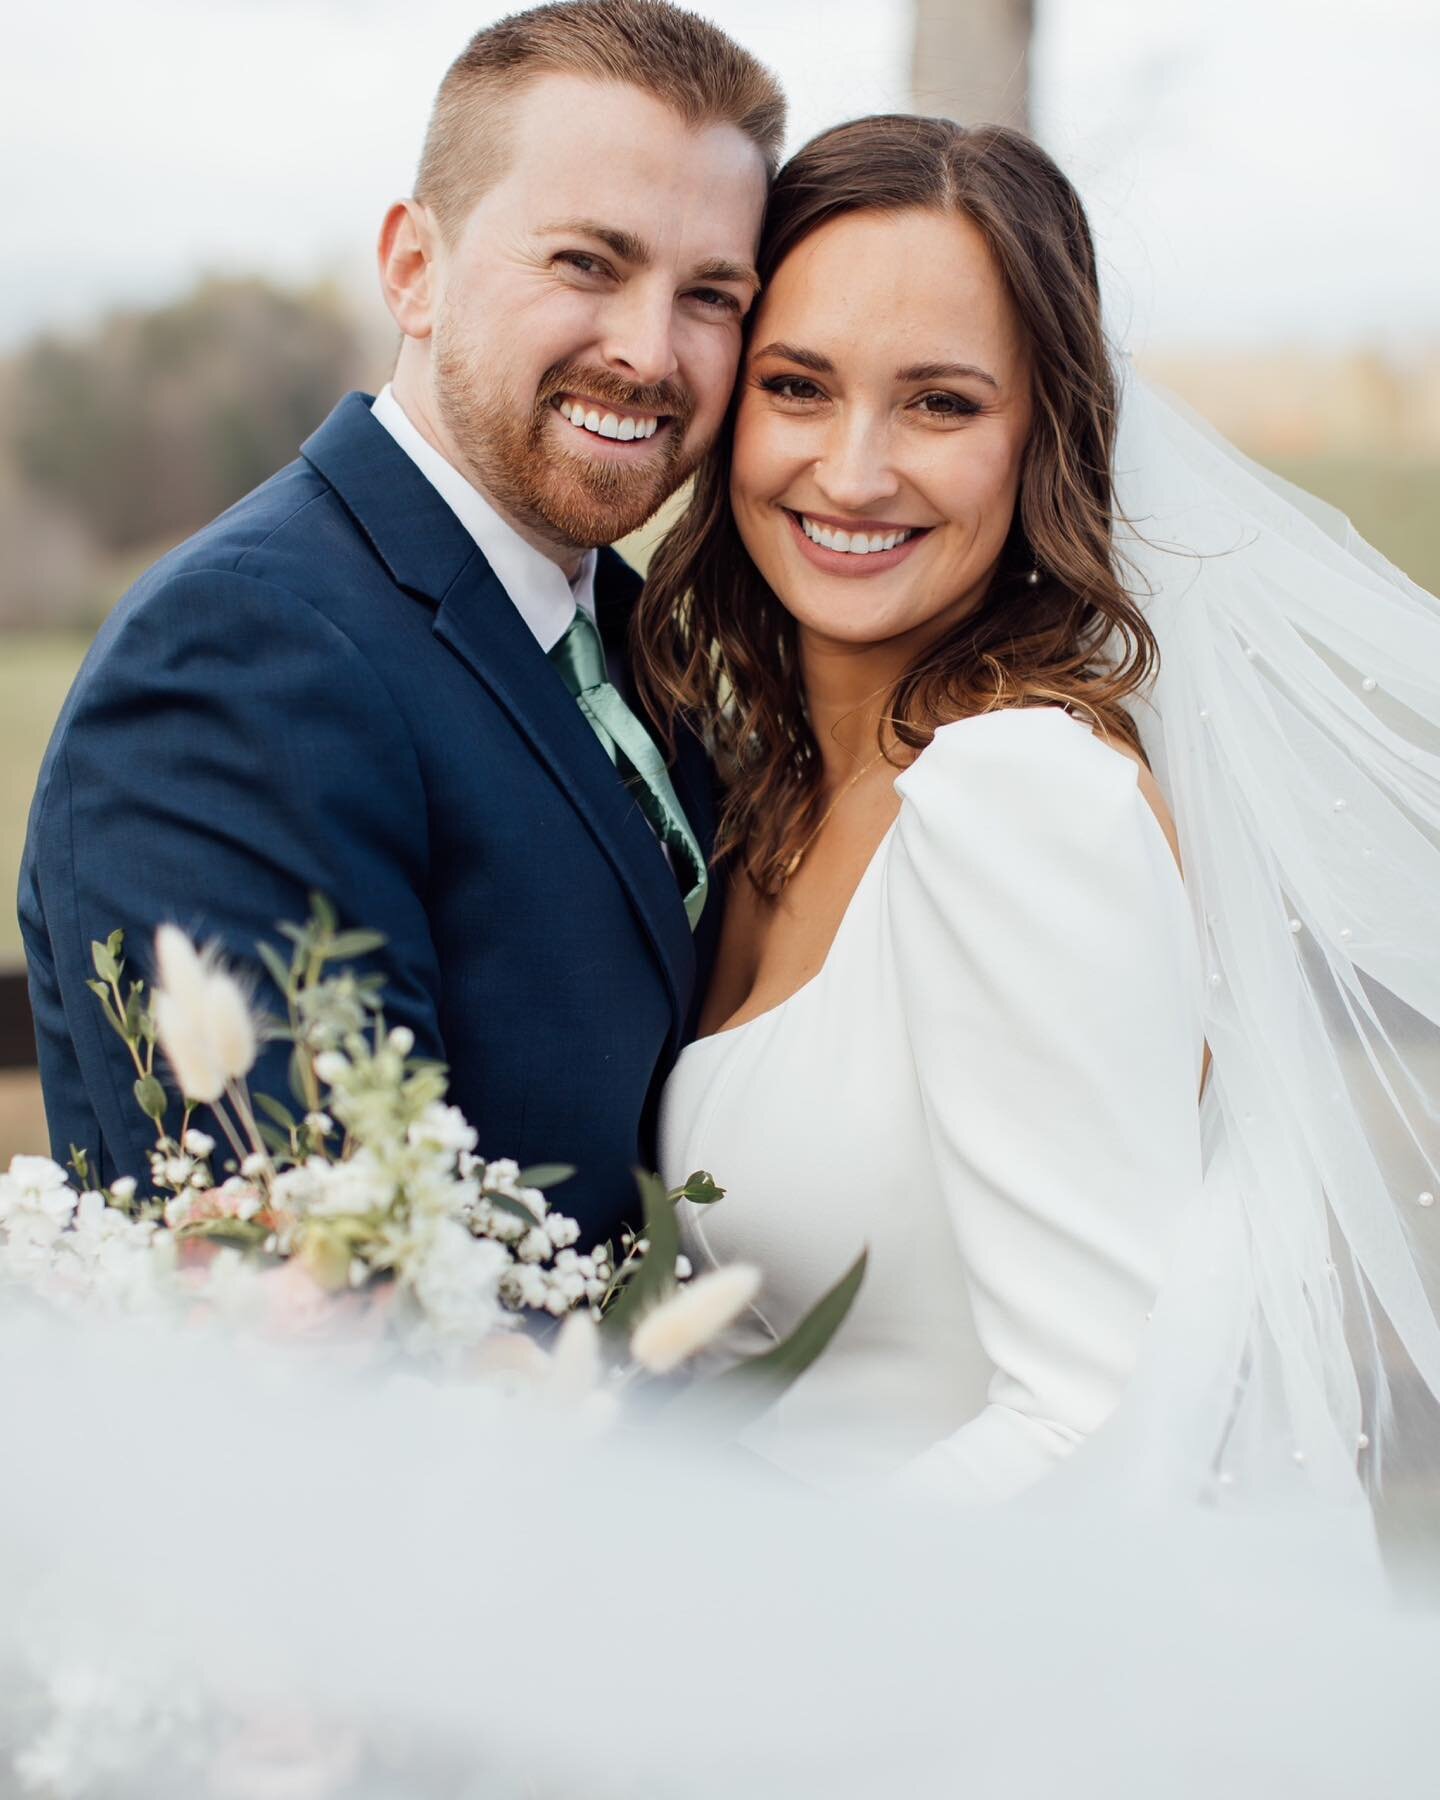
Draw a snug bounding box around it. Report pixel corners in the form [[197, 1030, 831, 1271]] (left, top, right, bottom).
[[152, 926, 259, 1105], [630, 1265, 762, 1375]]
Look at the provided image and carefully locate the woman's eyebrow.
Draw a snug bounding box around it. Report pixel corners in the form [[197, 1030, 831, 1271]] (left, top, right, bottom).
[[752, 344, 999, 389], [898, 360, 998, 388], [751, 341, 833, 373]]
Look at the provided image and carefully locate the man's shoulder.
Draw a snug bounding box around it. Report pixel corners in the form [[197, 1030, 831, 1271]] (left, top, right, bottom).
[[145, 453, 362, 595], [54, 455, 408, 742]]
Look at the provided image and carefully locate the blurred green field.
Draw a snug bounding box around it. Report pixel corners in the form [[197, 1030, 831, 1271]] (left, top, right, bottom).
[[1, 631, 92, 958], [2, 453, 1437, 964]]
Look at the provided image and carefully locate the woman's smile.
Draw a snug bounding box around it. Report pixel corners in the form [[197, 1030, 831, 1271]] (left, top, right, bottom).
[[780, 506, 933, 578]]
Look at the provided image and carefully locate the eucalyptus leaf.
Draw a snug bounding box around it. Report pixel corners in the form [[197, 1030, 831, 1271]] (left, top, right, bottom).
[[601, 1171, 681, 1342], [287, 1045, 310, 1105], [694, 1249, 868, 1426], [256, 1122, 292, 1157], [257, 941, 294, 997], [308, 893, 338, 935], [122, 983, 144, 1040], [325, 929, 388, 961], [517, 1163, 577, 1191], [91, 990, 125, 1041], [106, 928, 125, 963], [134, 1075, 168, 1124], [487, 1191, 541, 1229], [68, 1145, 91, 1185], [251, 1098, 294, 1139], [91, 940, 119, 984], [672, 1170, 725, 1206], [176, 1218, 270, 1250]]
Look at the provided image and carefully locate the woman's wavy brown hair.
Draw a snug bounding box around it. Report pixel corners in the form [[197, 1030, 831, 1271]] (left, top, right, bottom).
[[632, 114, 1157, 897]]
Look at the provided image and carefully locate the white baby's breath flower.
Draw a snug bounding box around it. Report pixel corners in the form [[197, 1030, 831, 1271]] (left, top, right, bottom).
[[387, 1026, 415, 1056], [163, 1193, 195, 1229], [303, 1111, 334, 1138], [517, 1226, 552, 1264], [181, 1129, 215, 1158], [405, 1218, 509, 1347], [407, 1102, 478, 1158], [240, 1152, 269, 1180], [630, 1265, 762, 1375], [313, 1051, 348, 1084], [108, 1175, 137, 1203], [152, 925, 258, 1102], [0, 1155, 77, 1224], [162, 1156, 194, 1188], [486, 1208, 528, 1245], [545, 1211, 581, 1249], [270, 1153, 389, 1222], [500, 1263, 549, 1311]]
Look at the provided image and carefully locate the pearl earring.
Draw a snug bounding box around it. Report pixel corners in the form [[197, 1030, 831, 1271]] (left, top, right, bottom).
[[1026, 566, 1041, 587]]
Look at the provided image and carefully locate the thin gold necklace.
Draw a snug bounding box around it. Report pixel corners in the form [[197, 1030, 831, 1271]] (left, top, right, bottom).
[[781, 751, 890, 884]]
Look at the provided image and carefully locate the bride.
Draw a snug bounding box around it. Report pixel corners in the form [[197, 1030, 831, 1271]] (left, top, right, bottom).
[[634, 115, 1440, 1519]]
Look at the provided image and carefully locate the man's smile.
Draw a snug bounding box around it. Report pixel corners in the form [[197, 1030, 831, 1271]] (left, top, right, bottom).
[[554, 394, 665, 441]]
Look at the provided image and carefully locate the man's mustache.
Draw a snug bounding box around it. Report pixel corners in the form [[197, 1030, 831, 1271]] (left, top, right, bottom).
[[538, 361, 694, 427]]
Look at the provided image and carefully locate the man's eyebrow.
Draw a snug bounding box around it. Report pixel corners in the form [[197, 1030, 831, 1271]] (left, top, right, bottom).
[[691, 256, 761, 292], [751, 341, 834, 373], [539, 223, 758, 291], [539, 219, 651, 264], [897, 360, 999, 388]]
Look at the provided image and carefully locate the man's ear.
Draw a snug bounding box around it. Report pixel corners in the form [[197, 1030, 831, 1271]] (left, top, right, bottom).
[[378, 200, 440, 341]]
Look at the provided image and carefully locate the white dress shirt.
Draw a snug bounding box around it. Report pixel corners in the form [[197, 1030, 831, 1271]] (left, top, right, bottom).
[[370, 383, 597, 652]]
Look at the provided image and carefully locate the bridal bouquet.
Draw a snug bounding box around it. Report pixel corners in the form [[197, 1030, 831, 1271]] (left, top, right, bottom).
[[0, 900, 862, 1404]]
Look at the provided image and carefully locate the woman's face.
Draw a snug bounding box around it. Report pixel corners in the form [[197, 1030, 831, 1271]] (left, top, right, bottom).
[[730, 207, 1033, 655]]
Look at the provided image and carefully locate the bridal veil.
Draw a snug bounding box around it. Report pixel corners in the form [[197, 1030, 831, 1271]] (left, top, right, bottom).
[[1074, 369, 1440, 1528]]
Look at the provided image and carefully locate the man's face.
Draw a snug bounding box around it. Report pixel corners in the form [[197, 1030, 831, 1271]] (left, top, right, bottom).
[[421, 73, 768, 553]]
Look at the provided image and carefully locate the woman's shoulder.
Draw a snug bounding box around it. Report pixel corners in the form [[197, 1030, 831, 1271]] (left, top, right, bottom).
[[893, 705, 1182, 878]]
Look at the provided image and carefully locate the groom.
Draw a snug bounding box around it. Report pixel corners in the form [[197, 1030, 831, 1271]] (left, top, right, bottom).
[[18, 1, 782, 1243]]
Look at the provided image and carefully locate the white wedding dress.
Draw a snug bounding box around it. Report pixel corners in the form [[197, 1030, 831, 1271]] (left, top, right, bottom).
[[659, 704, 1209, 1499]]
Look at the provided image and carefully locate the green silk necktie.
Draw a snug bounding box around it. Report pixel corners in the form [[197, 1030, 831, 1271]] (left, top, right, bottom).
[[549, 606, 708, 931]]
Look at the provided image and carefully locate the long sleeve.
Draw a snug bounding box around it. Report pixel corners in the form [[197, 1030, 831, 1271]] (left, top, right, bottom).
[[885, 707, 1206, 1503]]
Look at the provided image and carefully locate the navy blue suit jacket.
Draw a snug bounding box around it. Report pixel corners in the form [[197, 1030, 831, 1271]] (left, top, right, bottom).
[[18, 393, 722, 1246]]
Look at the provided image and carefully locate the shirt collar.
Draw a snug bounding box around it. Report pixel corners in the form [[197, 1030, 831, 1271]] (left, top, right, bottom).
[[370, 383, 597, 652]]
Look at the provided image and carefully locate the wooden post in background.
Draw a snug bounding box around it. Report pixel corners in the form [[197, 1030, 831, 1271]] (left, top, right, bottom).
[[910, 0, 1034, 130]]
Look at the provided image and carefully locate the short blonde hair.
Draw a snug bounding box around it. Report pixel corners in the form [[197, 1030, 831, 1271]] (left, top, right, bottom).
[[416, 0, 787, 239]]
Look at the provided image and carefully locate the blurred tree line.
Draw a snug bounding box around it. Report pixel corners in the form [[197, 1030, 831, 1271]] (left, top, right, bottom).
[[0, 278, 383, 628]]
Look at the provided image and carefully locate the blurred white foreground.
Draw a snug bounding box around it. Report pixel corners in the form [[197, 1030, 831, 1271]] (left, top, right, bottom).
[[0, 1306, 1436, 1799]]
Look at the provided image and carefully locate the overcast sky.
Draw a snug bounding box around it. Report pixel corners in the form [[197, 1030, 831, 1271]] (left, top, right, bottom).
[[4, 0, 1437, 352]]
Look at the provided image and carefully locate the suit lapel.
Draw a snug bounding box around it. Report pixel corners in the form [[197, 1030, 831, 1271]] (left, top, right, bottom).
[[302, 395, 696, 1051]]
